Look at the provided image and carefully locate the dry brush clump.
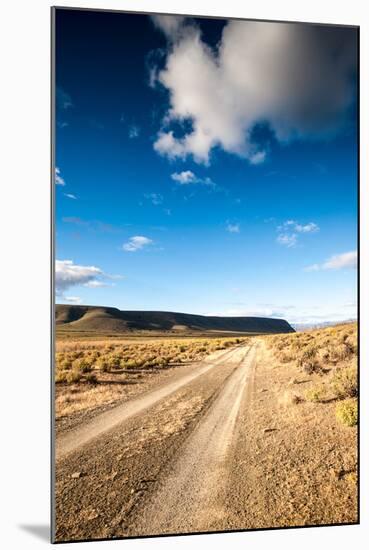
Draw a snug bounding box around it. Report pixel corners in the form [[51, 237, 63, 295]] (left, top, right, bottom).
[[55, 335, 247, 384], [54, 335, 248, 419], [335, 399, 358, 427], [268, 323, 358, 426]]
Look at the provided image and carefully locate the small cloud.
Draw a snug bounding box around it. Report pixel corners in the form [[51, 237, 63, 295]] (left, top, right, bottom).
[[122, 235, 153, 252], [277, 220, 319, 233], [163, 208, 172, 216], [171, 170, 197, 184], [144, 193, 163, 206], [277, 233, 297, 248], [56, 86, 73, 110], [276, 219, 319, 247], [55, 167, 65, 186], [62, 216, 88, 226], [305, 250, 357, 271], [57, 121, 69, 129], [304, 263, 320, 272], [55, 259, 119, 298], [323, 251, 357, 270], [56, 259, 111, 295], [249, 150, 266, 165], [294, 222, 319, 233], [65, 296, 82, 304], [128, 125, 140, 139], [171, 170, 214, 186], [64, 193, 77, 200], [226, 223, 240, 233], [83, 280, 110, 288]]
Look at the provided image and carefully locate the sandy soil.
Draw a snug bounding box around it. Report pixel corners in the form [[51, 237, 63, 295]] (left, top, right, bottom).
[[54, 339, 357, 542]]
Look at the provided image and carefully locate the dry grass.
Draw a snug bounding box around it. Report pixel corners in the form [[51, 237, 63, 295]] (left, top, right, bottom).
[[55, 336, 247, 420], [267, 322, 358, 426]]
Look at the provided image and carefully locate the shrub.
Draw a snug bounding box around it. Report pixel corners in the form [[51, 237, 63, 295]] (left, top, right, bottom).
[[73, 357, 92, 373], [335, 399, 358, 427], [58, 358, 73, 371], [85, 372, 98, 384], [332, 366, 358, 399], [55, 370, 68, 383], [298, 358, 321, 375], [305, 386, 325, 403], [107, 354, 121, 369], [66, 369, 83, 384], [96, 358, 109, 372]]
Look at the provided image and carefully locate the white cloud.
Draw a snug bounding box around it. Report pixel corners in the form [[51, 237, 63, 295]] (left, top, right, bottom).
[[55, 167, 65, 186], [56, 259, 103, 295], [64, 193, 77, 200], [170, 170, 214, 186], [152, 20, 356, 164], [171, 170, 196, 184], [276, 219, 319, 247], [249, 151, 267, 165], [151, 15, 186, 39], [144, 193, 163, 205], [206, 306, 294, 318], [83, 280, 110, 288], [295, 222, 319, 233], [56, 87, 73, 110], [305, 250, 357, 271], [323, 250, 357, 270], [122, 235, 153, 252], [276, 233, 297, 248], [278, 220, 319, 233], [65, 296, 82, 305], [128, 125, 140, 139], [226, 223, 240, 233], [304, 263, 320, 272]]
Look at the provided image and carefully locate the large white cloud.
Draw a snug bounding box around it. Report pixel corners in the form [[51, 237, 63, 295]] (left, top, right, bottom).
[[151, 19, 356, 164]]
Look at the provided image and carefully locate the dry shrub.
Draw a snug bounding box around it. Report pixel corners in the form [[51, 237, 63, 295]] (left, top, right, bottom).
[[85, 372, 98, 384], [55, 335, 248, 386], [73, 357, 92, 373], [305, 385, 326, 403], [335, 399, 358, 427], [332, 365, 358, 399]]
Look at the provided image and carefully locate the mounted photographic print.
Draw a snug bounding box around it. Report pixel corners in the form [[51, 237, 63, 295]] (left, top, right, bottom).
[[52, 7, 359, 543]]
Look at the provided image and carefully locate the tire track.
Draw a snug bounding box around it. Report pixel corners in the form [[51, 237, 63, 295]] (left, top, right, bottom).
[[56, 344, 248, 460], [126, 344, 257, 536]]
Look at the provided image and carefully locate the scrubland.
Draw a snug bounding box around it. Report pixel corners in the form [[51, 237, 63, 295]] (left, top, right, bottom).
[[267, 322, 358, 427], [55, 336, 247, 421]]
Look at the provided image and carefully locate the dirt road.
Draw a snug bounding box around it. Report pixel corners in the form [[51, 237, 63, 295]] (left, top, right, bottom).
[[128, 344, 257, 536], [54, 342, 256, 541], [54, 337, 357, 542], [55, 343, 250, 460]]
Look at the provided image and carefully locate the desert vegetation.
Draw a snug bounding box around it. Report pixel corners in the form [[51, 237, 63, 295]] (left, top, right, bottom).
[[267, 322, 358, 427], [55, 336, 247, 421]]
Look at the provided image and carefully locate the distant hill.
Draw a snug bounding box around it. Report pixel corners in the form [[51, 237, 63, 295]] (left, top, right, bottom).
[[292, 319, 357, 331], [55, 305, 295, 334]]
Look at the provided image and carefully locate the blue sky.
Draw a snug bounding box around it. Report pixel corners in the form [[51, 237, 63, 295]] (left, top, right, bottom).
[[55, 9, 358, 325]]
